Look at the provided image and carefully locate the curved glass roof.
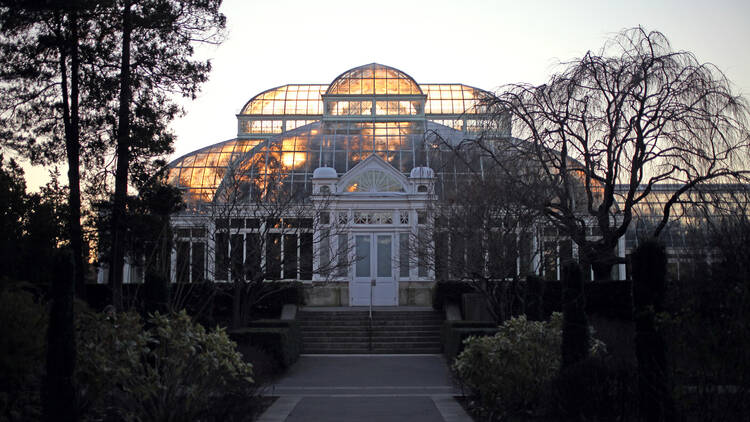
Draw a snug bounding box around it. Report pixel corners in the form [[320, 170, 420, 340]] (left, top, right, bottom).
[[239, 83, 491, 117], [421, 84, 491, 114], [326, 63, 422, 96], [168, 120, 477, 203], [167, 139, 263, 202], [171, 64, 509, 204], [240, 85, 327, 115]]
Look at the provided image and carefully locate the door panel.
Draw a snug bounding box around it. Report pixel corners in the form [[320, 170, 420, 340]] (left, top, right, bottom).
[[351, 234, 372, 306], [373, 234, 397, 305], [350, 233, 397, 306]]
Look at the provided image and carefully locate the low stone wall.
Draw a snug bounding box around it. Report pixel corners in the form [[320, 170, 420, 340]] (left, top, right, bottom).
[[303, 281, 435, 306], [303, 282, 349, 306], [398, 281, 434, 306]]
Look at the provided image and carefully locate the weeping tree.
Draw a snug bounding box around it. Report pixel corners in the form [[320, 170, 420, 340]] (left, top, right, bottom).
[[416, 138, 550, 322], [482, 26, 750, 280]]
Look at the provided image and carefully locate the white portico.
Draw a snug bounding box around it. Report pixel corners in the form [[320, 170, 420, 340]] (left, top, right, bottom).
[[311, 155, 435, 306]]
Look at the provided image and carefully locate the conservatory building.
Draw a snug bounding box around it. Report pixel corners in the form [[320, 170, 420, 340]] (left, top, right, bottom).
[[163, 63, 623, 306]]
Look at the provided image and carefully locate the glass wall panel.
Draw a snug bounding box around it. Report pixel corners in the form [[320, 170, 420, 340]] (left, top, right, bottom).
[[300, 233, 313, 280], [176, 241, 190, 283], [399, 233, 409, 278], [231, 234, 244, 281], [337, 234, 348, 277], [283, 234, 298, 279], [267, 233, 281, 279], [192, 242, 205, 282], [319, 229, 330, 276], [245, 233, 261, 279], [418, 231, 428, 277], [215, 232, 229, 280]]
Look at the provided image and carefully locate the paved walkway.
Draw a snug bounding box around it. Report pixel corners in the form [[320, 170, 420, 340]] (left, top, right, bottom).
[[257, 355, 472, 422]]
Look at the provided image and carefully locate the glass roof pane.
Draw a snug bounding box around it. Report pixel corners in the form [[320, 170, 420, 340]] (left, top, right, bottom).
[[179, 168, 192, 185], [374, 78, 386, 95], [241, 85, 327, 115], [326, 64, 422, 96]]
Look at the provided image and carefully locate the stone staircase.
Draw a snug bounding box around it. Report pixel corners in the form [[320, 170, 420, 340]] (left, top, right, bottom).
[[298, 308, 443, 354]]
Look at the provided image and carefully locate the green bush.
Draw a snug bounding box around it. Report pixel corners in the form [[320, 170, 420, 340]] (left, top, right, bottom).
[[454, 314, 563, 419], [441, 320, 498, 361], [454, 313, 605, 419], [76, 309, 255, 422]]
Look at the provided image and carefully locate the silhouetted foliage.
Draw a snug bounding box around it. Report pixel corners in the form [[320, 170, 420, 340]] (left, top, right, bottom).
[[632, 239, 675, 422], [482, 27, 750, 279], [561, 261, 588, 369]]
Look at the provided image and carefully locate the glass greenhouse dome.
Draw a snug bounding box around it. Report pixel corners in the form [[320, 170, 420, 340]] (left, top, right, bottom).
[[167, 63, 504, 203]]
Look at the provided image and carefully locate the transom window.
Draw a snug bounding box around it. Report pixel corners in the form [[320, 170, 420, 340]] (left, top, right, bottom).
[[345, 170, 405, 193], [353, 211, 394, 225]]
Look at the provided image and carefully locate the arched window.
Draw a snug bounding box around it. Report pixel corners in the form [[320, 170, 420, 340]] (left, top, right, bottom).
[[345, 170, 405, 193]]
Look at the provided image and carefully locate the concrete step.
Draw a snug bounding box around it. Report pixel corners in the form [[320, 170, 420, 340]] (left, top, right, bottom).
[[298, 309, 444, 354], [303, 336, 441, 343], [299, 320, 443, 327], [299, 312, 441, 319], [303, 344, 442, 354], [303, 330, 441, 338], [300, 325, 441, 333], [299, 318, 443, 325]]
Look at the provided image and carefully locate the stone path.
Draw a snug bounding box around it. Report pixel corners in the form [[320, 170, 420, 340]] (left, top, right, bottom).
[[257, 355, 472, 422]]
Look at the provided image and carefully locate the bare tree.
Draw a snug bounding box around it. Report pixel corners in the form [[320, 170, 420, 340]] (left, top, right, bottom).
[[481, 27, 750, 280], [417, 139, 553, 321], [170, 147, 350, 328]]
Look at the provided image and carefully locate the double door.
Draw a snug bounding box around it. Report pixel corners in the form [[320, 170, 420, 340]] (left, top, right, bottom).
[[350, 233, 397, 306]]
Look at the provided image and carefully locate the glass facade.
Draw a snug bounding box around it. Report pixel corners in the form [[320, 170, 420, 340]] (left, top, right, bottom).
[[168, 63, 506, 204], [160, 62, 740, 295]]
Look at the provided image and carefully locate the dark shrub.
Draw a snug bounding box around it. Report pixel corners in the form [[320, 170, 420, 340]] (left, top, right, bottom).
[[433, 280, 474, 311], [229, 320, 301, 368], [552, 357, 638, 421], [561, 261, 588, 369], [524, 275, 545, 321], [250, 281, 304, 319], [0, 284, 47, 421], [632, 239, 675, 422]]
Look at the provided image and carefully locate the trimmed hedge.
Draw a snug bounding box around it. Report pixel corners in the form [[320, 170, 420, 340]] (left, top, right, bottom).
[[435, 279, 632, 322], [229, 320, 301, 368], [442, 320, 498, 361], [83, 281, 304, 326]]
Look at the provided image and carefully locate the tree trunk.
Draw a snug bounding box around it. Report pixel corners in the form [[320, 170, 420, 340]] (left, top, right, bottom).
[[109, 0, 133, 311], [44, 7, 80, 421], [584, 243, 618, 281]]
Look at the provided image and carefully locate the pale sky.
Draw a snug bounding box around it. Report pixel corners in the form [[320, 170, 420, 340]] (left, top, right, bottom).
[[23, 0, 750, 190]]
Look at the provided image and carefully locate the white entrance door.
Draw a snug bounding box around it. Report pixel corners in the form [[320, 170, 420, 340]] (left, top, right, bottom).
[[350, 233, 398, 306]]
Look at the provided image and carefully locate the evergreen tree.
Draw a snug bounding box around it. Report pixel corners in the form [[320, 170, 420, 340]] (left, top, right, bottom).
[[105, 0, 225, 310]]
